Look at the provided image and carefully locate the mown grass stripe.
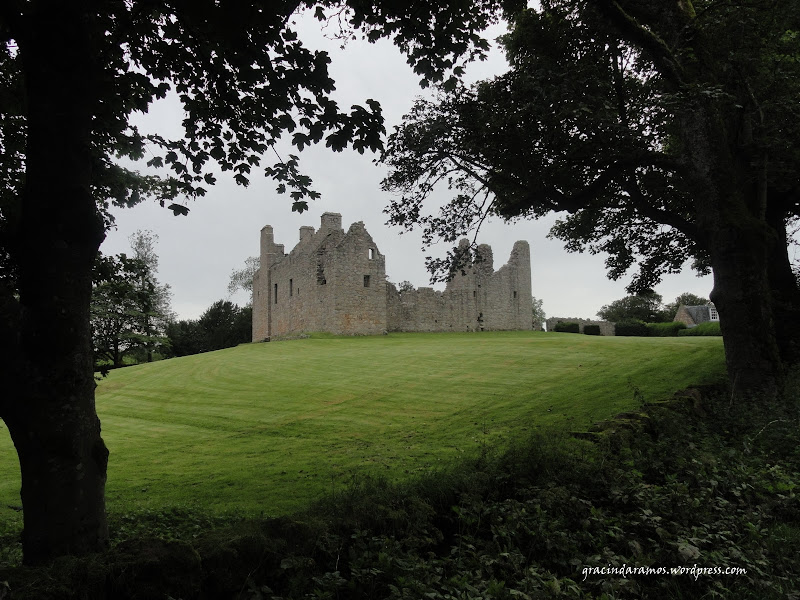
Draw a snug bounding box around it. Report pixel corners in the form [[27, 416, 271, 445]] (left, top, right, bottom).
[[0, 331, 725, 526]]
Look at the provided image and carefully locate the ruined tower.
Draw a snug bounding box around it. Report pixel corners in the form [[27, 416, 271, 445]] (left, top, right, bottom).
[[252, 214, 533, 340]]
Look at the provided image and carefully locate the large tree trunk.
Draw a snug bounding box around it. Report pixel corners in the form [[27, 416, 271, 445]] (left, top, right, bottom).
[[5, 2, 110, 564], [765, 197, 800, 367], [708, 218, 783, 401], [678, 90, 786, 401]]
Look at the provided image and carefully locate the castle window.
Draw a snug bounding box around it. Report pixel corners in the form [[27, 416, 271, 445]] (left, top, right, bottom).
[[363, 275, 371, 288], [473, 290, 477, 298], [290, 279, 293, 297], [513, 291, 517, 298], [368, 248, 375, 260], [274, 283, 278, 304]]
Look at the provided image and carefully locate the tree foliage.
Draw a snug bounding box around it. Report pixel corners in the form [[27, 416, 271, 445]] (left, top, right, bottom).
[[91, 253, 148, 369], [127, 230, 173, 362], [227, 256, 260, 298], [166, 300, 252, 356], [597, 291, 665, 323], [90, 230, 173, 369], [597, 290, 709, 324], [532, 296, 545, 330], [382, 0, 800, 397]]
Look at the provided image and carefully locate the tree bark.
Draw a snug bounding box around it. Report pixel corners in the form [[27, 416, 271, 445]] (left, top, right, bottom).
[[765, 198, 800, 367], [673, 99, 783, 401], [708, 217, 783, 401], [6, 2, 110, 564]]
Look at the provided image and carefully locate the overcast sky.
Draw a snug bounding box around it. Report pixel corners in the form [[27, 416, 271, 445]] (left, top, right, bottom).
[[100, 12, 713, 321]]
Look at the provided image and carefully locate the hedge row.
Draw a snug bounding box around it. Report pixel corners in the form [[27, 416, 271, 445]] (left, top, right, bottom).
[[678, 321, 722, 336], [552, 322, 601, 335], [552, 320, 720, 337], [647, 322, 687, 337], [553, 321, 580, 333], [614, 320, 649, 336], [618, 320, 721, 337]]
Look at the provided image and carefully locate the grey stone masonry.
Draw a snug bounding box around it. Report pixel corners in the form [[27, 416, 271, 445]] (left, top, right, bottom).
[[252, 214, 533, 339]]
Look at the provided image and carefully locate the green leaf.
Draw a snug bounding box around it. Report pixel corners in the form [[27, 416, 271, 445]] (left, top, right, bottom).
[[167, 203, 189, 216]]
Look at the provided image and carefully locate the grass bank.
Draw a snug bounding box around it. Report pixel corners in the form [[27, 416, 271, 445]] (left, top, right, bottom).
[[0, 332, 725, 529]]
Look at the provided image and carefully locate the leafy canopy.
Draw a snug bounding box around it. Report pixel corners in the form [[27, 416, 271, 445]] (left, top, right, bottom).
[[596, 291, 666, 323], [0, 0, 517, 232], [381, 0, 800, 288]]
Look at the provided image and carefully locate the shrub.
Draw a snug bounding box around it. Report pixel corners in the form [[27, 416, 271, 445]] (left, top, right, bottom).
[[554, 321, 579, 333], [678, 321, 722, 336], [614, 320, 648, 336], [583, 324, 601, 336], [646, 322, 687, 337]]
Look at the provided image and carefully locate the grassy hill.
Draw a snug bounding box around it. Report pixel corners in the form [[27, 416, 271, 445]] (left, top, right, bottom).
[[0, 331, 726, 528]]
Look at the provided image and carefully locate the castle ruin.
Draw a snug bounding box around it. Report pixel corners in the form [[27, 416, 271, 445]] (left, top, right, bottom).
[[252, 213, 533, 339]]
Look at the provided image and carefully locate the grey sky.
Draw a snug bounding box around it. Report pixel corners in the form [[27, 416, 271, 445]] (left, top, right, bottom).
[[100, 12, 712, 321]]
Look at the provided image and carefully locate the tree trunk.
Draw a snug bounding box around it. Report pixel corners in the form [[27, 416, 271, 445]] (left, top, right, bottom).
[[677, 92, 785, 401], [708, 216, 783, 402], [765, 198, 800, 367], [6, 2, 109, 564]]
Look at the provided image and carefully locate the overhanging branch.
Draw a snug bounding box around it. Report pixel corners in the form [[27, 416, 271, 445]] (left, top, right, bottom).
[[621, 173, 700, 241], [595, 0, 687, 90]]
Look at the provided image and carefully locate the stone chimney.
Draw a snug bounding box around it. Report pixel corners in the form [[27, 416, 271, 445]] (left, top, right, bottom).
[[320, 212, 343, 232], [299, 226, 315, 242]]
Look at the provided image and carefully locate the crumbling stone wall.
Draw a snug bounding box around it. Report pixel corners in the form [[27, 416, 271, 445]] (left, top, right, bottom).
[[253, 213, 532, 339], [546, 317, 615, 336], [385, 240, 532, 332]]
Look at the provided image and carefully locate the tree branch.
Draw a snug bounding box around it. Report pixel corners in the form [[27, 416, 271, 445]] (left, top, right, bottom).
[[621, 173, 701, 240], [594, 0, 687, 89]]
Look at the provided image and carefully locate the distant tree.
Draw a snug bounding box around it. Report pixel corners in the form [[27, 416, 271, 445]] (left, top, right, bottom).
[[90, 253, 147, 369], [233, 306, 253, 346], [165, 319, 204, 358], [198, 300, 252, 351], [227, 256, 260, 299], [532, 296, 545, 330], [128, 230, 173, 362], [663, 292, 709, 322], [597, 291, 665, 323], [397, 280, 415, 293], [166, 301, 252, 357], [90, 233, 173, 368]]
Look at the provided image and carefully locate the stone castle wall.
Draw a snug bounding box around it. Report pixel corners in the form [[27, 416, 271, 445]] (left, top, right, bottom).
[[253, 213, 533, 339], [385, 240, 533, 332]]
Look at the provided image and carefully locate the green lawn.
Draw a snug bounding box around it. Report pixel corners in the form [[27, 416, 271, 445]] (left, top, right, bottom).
[[0, 331, 725, 527]]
